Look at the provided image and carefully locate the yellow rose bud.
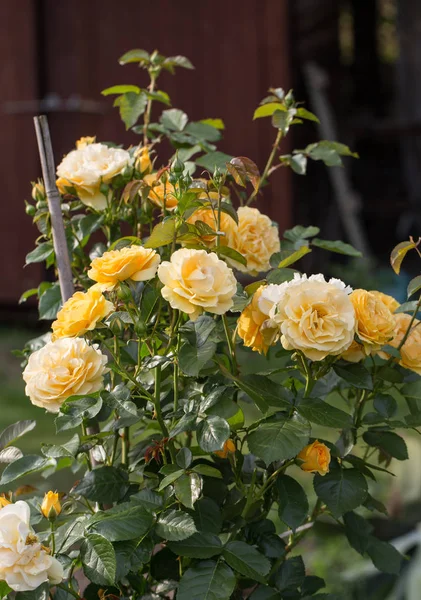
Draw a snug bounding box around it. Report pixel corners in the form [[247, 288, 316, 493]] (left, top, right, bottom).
[[76, 135, 96, 149], [41, 491, 62, 520], [186, 207, 237, 247], [134, 146, 152, 175], [0, 496, 11, 508], [88, 245, 161, 291], [297, 440, 331, 476], [31, 179, 46, 202], [144, 173, 178, 210], [214, 439, 236, 458], [238, 286, 272, 354], [350, 289, 395, 353], [51, 287, 114, 340]]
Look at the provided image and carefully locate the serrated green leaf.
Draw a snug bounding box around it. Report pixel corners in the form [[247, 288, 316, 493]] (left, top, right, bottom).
[[363, 430, 408, 460], [343, 511, 373, 555], [312, 238, 362, 257], [247, 414, 310, 465], [144, 218, 176, 248], [314, 467, 368, 518], [25, 242, 54, 264], [73, 466, 129, 502], [156, 509, 197, 541], [253, 102, 284, 119], [366, 536, 402, 574], [390, 240, 418, 275], [174, 473, 202, 509], [277, 474, 309, 531], [197, 416, 230, 453], [119, 48, 150, 65], [88, 502, 154, 541], [408, 275, 421, 298], [161, 108, 188, 131], [0, 454, 55, 484], [223, 541, 270, 583], [296, 398, 352, 428], [168, 532, 222, 559], [81, 533, 116, 586], [177, 560, 236, 600], [38, 284, 62, 320], [333, 362, 372, 390], [101, 84, 141, 96], [114, 91, 147, 129], [195, 151, 234, 171], [0, 420, 36, 450]]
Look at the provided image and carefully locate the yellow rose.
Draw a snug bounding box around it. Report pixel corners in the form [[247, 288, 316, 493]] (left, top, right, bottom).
[[297, 440, 331, 476], [0, 497, 11, 508], [41, 491, 62, 520], [382, 313, 421, 375], [341, 340, 366, 363], [238, 286, 272, 354], [23, 337, 108, 413], [88, 245, 160, 290], [269, 274, 356, 361], [225, 206, 280, 275], [370, 290, 400, 313], [134, 146, 152, 175], [144, 173, 177, 210], [75, 136, 96, 149], [31, 180, 45, 202], [350, 289, 395, 353], [214, 439, 236, 458], [51, 288, 114, 340], [56, 143, 130, 209], [186, 207, 237, 246], [158, 248, 237, 320]]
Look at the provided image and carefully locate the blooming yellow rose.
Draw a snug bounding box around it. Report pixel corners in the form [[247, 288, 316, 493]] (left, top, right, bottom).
[[297, 440, 331, 476], [214, 439, 236, 458], [134, 146, 152, 175], [41, 491, 62, 520], [269, 274, 356, 361], [341, 339, 366, 363], [350, 289, 395, 353], [238, 285, 273, 354], [382, 313, 421, 375], [186, 207, 237, 246], [370, 290, 400, 313], [225, 206, 280, 276], [56, 142, 130, 209], [88, 245, 160, 290], [23, 337, 108, 413], [51, 288, 114, 340], [144, 173, 177, 210], [76, 135, 96, 149], [158, 248, 237, 320]]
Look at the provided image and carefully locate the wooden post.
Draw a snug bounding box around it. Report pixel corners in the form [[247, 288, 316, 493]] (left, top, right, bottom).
[[33, 115, 74, 302]]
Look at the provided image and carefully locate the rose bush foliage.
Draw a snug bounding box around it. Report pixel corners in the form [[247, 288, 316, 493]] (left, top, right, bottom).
[[2, 48, 420, 599]]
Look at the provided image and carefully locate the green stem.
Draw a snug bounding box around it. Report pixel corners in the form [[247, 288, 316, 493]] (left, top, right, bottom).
[[257, 459, 294, 499], [222, 314, 238, 374], [173, 333, 181, 421], [50, 520, 56, 555], [154, 366, 176, 462], [57, 584, 80, 599], [246, 129, 283, 206], [143, 73, 157, 145], [121, 426, 130, 467]]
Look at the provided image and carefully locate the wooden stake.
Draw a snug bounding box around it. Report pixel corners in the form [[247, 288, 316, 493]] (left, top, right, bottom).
[[33, 115, 74, 302]]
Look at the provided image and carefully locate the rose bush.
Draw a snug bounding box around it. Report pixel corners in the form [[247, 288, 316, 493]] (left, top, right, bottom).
[[3, 48, 421, 599]]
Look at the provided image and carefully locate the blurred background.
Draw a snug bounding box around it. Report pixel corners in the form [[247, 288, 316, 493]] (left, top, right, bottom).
[[1, 0, 421, 596]]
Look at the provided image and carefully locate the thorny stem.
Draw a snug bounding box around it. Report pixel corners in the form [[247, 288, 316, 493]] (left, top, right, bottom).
[[222, 314, 238, 374], [246, 129, 283, 205], [154, 365, 176, 463], [143, 72, 157, 145]]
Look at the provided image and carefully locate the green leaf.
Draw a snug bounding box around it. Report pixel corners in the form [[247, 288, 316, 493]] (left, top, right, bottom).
[[390, 240, 418, 275], [145, 89, 171, 105], [195, 151, 234, 171], [333, 363, 372, 390], [41, 433, 79, 458], [101, 84, 141, 96], [283, 225, 321, 242], [177, 447, 193, 469], [177, 560, 236, 600], [226, 156, 260, 192], [277, 245, 311, 268], [73, 466, 129, 502], [19, 288, 39, 304], [88, 503, 154, 541], [304, 140, 358, 166], [395, 300, 419, 314], [164, 55, 195, 70], [144, 217, 176, 248], [373, 394, 397, 419], [15, 583, 49, 600], [277, 474, 309, 531], [215, 244, 247, 267], [314, 467, 368, 518], [158, 468, 184, 491], [114, 538, 153, 580], [247, 413, 310, 465], [296, 107, 320, 123], [191, 464, 222, 479], [156, 509, 197, 541], [312, 238, 362, 257], [114, 91, 147, 129], [272, 109, 296, 134], [197, 416, 230, 453], [192, 497, 222, 534], [0, 582, 12, 599], [274, 555, 305, 591], [223, 541, 270, 583], [55, 395, 102, 433], [80, 533, 116, 586], [75, 214, 105, 239], [366, 536, 402, 574], [0, 420, 36, 450], [250, 587, 282, 600], [161, 108, 188, 131], [25, 242, 54, 264], [179, 338, 217, 377], [0, 454, 55, 484], [119, 48, 150, 65], [296, 398, 352, 428], [253, 102, 284, 119], [201, 118, 225, 130], [174, 473, 202, 509], [232, 374, 292, 413], [186, 122, 222, 143], [301, 576, 326, 596], [168, 532, 222, 559], [130, 488, 163, 512], [408, 275, 421, 298], [38, 284, 62, 320], [266, 267, 297, 285], [363, 430, 408, 460], [343, 511, 373, 555]]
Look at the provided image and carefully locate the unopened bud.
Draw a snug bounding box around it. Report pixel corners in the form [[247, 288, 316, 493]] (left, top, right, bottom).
[[41, 491, 62, 520]]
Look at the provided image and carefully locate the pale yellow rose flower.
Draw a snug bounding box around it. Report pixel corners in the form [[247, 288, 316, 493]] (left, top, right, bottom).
[[297, 440, 331, 476], [40, 491, 62, 520], [76, 135, 96, 149], [382, 313, 421, 375], [238, 285, 272, 354], [186, 207, 237, 247], [224, 206, 280, 276], [134, 146, 152, 175], [350, 289, 395, 353], [88, 245, 160, 290], [23, 337, 108, 413], [56, 142, 130, 209], [341, 339, 366, 363], [370, 290, 400, 313], [144, 173, 177, 210], [51, 288, 114, 340], [158, 248, 237, 320], [268, 274, 356, 361]]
